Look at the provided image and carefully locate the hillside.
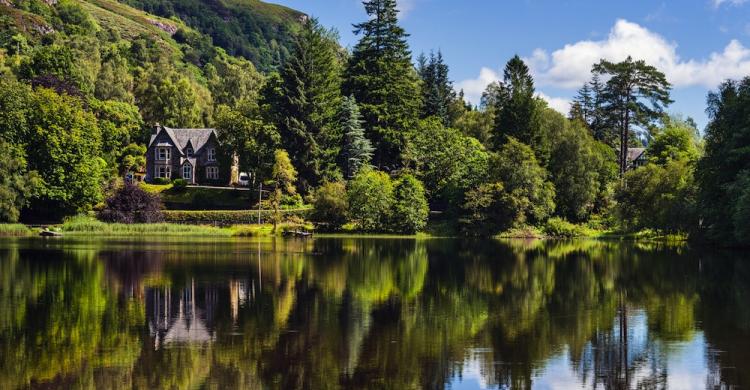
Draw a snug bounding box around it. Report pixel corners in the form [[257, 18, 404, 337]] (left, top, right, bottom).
[[121, 0, 307, 72]]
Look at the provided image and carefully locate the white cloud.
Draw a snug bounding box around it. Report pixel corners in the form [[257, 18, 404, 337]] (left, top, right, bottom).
[[526, 19, 750, 89], [397, 0, 418, 17], [537, 92, 571, 114], [454, 67, 570, 114], [455, 67, 500, 106], [713, 0, 748, 7]]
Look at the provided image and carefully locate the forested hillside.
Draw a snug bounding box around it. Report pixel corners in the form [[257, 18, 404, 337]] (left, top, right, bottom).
[[0, 0, 746, 246], [122, 0, 306, 71]]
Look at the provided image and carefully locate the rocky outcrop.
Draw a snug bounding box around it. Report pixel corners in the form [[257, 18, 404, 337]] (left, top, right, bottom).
[[147, 19, 178, 35]]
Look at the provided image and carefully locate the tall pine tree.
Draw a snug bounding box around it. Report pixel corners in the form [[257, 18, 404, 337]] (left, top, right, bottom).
[[343, 0, 420, 170], [339, 96, 374, 179], [418, 50, 456, 126], [271, 18, 343, 191], [570, 75, 612, 144], [492, 55, 537, 150], [592, 56, 672, 176]]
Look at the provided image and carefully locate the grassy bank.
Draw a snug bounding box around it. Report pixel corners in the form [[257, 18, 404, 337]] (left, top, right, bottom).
[[58, 216, 312, 237], [0, 224, 34, 237], [140, 183, 254, 210]]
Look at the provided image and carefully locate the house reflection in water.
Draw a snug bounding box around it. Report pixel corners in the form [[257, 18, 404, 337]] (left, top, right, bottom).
[[146, 278, 252, 349]]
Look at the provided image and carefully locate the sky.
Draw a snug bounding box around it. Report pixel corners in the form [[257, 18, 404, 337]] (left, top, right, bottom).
[[270, 0, 750, 130]]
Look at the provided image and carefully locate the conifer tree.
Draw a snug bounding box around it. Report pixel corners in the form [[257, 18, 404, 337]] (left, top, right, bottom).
[[274, 18, 343, 191], [339, 96, 374, 179], [492, 56, 537, 150], [592, 56, 672, 176], [418, 50, 456, 126], [343, 0, 420, 170]]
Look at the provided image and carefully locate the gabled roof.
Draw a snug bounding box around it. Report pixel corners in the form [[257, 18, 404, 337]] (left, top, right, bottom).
[[148, 125, 218, 155], [627, 148, 646, 162]]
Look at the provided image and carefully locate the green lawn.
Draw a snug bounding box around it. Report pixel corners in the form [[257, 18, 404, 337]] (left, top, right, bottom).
[[140, 183, 255, 210]]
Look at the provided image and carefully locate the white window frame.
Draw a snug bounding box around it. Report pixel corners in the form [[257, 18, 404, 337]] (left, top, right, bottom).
[[206, 166, 219, 180], [183, 164, 192, 180], [186, 147, 194, 157], [157, 147, 170, 161], [156, 165, 171, 179], [207, 148, 216, 162]]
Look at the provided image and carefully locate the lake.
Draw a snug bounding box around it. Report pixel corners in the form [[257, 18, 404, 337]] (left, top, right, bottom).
[[0, 237, 748, 389]]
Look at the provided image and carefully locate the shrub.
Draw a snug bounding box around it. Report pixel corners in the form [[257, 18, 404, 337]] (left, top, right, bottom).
[[310, 181, 348, 230], [162, 209, 311, 225], [390, 174, 429, 234], [153, 177, 171, 185], [172, 178, 188, 190], [543, 217, 591, 238], [99, 184, 164, 223], [347, 168, 394, 232]]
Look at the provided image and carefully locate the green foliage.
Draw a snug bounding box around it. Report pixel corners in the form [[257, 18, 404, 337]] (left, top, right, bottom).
[[56, 0, 99, 35], [616, 159, 697, 233], [123, 0, 304, 72], [268, 18, 343, 189], [23, 88, 106, 216], [591, 56, 673, 175], [119, 143, 146, 174], [696, 78, 750, 244], [461, 138, 555, 236], [339, 95, 373, 179], [270, 149, 298, 230], [453, 108, 493, 146], [648, 118, 701, 165], [347, 168, 394, 232], [404, 118, 490, 205], [162, 209, 311, 225], [205, 50, 263, 108], [343, 0, 421, 169], [730, 171, 750, 242], [390, 174, 429, 234], [542, 217, 595, 238], [417, 50, 457, 126], [310, 181, 348, 230], [549, 121, 617, 222], [491, 56, 537, 150], [0, 140, 42, 222], [215, 102, 280, 180], [171, 178, 187, 190], [134, 67, 211, 128]]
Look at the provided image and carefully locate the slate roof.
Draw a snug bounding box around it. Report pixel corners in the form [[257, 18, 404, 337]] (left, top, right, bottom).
[[627, 148, 646, 162], [148, 125, 218, 155]]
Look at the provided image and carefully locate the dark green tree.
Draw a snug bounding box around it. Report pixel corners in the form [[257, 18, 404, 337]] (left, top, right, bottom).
[[570, 75, 612, 144], [417, 50, 456, 126], [272, 18, 343, 190], [390, 174, 429, 234], [696, 77, 750, 243], [343, 0, 421, 170], [0, 140, 42, 222], [339, 96, 374, 179], [592, 56, 672, 176], [492, 56, 537, 150]]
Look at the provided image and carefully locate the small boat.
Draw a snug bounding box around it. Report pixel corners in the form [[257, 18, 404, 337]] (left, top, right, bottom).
[[283, 230, 313, 238], [39, 229, 63, 237]]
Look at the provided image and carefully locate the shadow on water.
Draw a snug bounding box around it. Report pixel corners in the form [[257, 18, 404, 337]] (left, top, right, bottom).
[[0, 237, 748, 389]]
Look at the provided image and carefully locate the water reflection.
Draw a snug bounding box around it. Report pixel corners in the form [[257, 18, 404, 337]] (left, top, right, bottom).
[[0, 237, 748, 389]]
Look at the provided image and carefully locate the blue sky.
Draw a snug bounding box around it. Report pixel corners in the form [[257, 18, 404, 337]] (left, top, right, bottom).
[[272, 0, 750, 130]]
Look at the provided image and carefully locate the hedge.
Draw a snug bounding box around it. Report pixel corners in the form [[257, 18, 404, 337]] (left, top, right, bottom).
[[163, 208, 312, 226]]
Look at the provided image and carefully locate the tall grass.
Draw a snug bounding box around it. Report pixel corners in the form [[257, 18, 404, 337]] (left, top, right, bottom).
[[0, 224, 33, 237], [61, 216, 233, 236]]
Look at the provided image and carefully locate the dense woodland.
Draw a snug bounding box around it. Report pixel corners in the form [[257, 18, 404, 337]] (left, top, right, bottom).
[[0, 0, 747, 244]]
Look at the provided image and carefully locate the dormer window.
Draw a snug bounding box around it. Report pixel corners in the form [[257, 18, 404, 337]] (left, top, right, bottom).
[[186, 147, 194, 157], [157, 147, 170, 161], [207, 148, 216, 162]]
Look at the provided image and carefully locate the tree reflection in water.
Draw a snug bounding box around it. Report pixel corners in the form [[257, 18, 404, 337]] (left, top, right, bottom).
[[0, 237, 748, 389]]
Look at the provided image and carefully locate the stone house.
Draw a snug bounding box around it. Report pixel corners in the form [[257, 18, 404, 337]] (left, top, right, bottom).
[[145, 124, 228, 185]]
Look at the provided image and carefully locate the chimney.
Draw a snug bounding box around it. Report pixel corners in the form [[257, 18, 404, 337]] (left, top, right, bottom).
[[153, 122, 161, 134]]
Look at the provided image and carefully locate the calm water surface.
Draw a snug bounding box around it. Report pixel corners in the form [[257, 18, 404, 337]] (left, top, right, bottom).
[[0, 237, 748, 389]]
